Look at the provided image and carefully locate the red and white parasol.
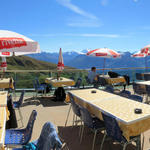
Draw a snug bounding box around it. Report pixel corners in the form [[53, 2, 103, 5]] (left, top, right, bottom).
[[1, 57, 7, 72], [57, 48, 64, 71], [132, 45, 150, 70], [0, 30, 40, 54], [86, 48, 120, 74], [86, 48, 120, 58]]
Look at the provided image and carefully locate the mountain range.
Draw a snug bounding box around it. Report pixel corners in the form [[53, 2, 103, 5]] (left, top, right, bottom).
[[28, 50, 149, 69]]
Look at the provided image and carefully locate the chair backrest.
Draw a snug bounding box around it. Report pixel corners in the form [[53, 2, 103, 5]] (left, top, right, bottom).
[[18, 90, 25, 106], [102, 113, 126, 143], [132, 83, 146, 95], [24, 110, 37, 144], [108, 71, 119, 78], [98, 77, 107, 86], [68, 93, 81, 117], [70, 76, 75, 81], [33, 80, 37, 90], [36, 122, 62, 150], [35, 78, 40, 87], [129, 94, 143, 102], [146, 85, 150, 95], [104, 86, 114, 93], [136, 73, 143, 80], [79, 106, 94, 128], [85, 76, 91, 84], [74, 77, 82, 88], [144, 74, 150, 81], [13, 80, 16, 90], [119, 90, 131, 98]]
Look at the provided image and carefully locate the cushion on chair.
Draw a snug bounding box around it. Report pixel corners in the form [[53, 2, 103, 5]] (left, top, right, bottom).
[[5, 129, 27, 145]]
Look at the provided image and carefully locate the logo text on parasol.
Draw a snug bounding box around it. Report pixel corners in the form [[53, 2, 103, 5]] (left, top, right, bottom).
[[1, 62, 7, 67], [0, 38, 27, 50]]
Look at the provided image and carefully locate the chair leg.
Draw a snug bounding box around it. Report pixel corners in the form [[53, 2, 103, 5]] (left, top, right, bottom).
[[33, 90, 37, 99], [136, 135, 141, 150], [65, 104, 71, 127], [18, 108, 24, 127], [13, 89, 16, 100], [92, 130, 97, 150], [123, 143, 128, 150], [75, 115, 78, 126], [35, 91, 38, 99], [100, 132, 106, 150], [79, 121, 83, 137], [72, 113, 75, 127], [80, 124, 85, 143]]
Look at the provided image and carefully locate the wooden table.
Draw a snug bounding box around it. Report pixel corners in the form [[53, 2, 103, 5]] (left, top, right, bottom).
[[101, 76, 126, 85], [68, 88, 150, 141], [45, 77, 75, 87], [0, 92, 8, 150], [0, 78, 14, 89]]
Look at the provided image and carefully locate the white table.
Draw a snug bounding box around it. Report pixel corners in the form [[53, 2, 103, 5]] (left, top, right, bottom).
[[68, 88, 150, 140]]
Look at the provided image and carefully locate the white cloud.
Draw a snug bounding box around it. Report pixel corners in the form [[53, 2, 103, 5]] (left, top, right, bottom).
[[80, 33, 119, 38], [56, 0, 97, 20], [67, 17, 102, 27], [29, 33, 122, 38], [62, 33, 121, 38], [100, 0, 108, 6]]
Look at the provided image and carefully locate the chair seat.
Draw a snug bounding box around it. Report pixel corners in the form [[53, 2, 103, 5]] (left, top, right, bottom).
[[5, 129, 27, 145], [13, 102, 20, 108], [37, 86, 45, 91], [129, 95, 143, 102], [119, 90, 131, 98], [92, 117, 105, 130]]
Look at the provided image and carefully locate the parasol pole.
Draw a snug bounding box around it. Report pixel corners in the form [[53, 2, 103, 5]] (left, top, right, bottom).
[[145, 56, 147, 72], [57, 70, 61, 80], [103, 58, 106, 75]]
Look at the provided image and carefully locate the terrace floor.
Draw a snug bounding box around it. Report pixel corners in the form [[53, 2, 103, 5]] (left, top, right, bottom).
[[12, 88, 150, 150]]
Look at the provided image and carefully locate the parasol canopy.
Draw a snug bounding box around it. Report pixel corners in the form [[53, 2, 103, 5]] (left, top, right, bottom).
[[0, 30, 40, 53]]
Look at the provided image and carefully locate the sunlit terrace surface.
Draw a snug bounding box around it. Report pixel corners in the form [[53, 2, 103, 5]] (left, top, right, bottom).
[[3, 67, 150, 150]]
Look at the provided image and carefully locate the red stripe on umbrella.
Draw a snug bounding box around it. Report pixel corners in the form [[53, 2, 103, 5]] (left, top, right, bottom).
[[1, 57, 7, 72], [87, 48, 100, 55], [95, 53, 107, 56], [57, 48, 64, 71]]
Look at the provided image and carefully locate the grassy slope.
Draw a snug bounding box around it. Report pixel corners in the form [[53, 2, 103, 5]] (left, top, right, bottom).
[[6, 55, 73, 70]]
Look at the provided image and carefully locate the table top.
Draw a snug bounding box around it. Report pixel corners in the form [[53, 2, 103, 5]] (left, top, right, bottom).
[[136, 81, 150, 85], [0, 107, 6, 148], [0, 78, 14, 89], [45, 77, 75, 87], [99, 76, 126, 84], [46, 77, 73, 82], [69, 88, 150, 125], [0, 78, 12, 83], [141, 72, 150, 75], [0, 92, 7, 107]]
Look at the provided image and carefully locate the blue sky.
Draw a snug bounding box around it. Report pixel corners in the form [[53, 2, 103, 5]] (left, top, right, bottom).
[[0, 0, 150, 52]]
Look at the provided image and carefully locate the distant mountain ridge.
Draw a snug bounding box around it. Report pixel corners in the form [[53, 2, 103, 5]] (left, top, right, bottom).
[[28, 50, 148, 69]]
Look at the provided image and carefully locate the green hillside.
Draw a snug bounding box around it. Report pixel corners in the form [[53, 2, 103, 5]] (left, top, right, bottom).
[[6, 55, 70, 70]]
